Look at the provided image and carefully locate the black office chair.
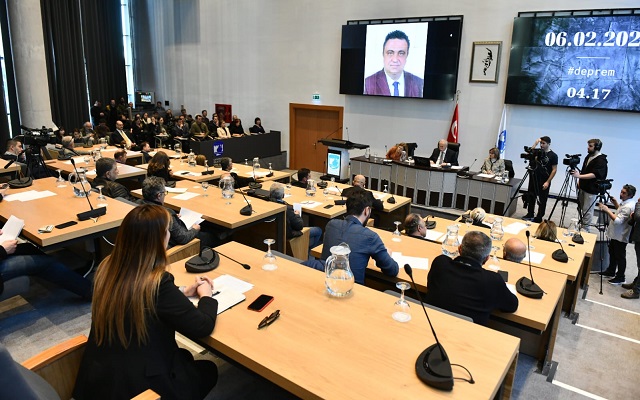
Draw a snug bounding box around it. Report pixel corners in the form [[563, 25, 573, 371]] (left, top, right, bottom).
[[504, 159, 515, 178], [447, 142, 460, 153]]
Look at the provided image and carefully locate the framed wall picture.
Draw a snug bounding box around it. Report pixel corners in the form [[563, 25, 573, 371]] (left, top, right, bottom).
[[215, 104, 232, 123], [470, 41, 501, 83]]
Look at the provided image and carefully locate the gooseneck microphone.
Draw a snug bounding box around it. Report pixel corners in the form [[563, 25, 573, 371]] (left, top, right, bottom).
[[404, 264, 454, 391], [217, 251, 251, 270], [3, 150, 25, 169], [239, 189, 253, 216], [546, 222, 570, 263], [457, 158, 477, 178], [70, 158, 107, 221], [516, 231, 544, 299], [425, 215, 436, 230]]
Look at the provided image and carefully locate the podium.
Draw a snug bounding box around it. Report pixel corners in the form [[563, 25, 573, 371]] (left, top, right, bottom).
[[318, 139, 368, 181]]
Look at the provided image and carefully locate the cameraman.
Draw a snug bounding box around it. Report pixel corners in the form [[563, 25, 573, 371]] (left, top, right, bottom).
[[523, 136, 557, 223], [571, 139, 608, 231]]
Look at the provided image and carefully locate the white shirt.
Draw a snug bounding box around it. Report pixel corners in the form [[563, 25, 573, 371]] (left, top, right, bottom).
[[607, 198, 635, 243], [385, 72, 405, 97]]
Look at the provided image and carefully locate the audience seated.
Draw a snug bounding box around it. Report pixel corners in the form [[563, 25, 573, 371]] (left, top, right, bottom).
[[342, 175, 383, 212], [535, 220, 558, 242], [140, 141, 152, 163], [269, 183, 322, 253], [73, 205, 218, 400], [291, 168, 311, 188], [189, 115, 210, 139], [91, 158, 137, 202], [2, 139, 27, 175], [403, 213, 431, 240], [220, 157, 253, 188], [113, 150, 127, 164], [249, 117, 266, 134], [173, 116, 190, 138], [112, 120, 140, 150], [216, 113, 231, 138], [229, 116, 245, 136], [470, 207, 487, 226], [147, 151, 175, 187], [503, 238, 527, 263], [60, 136, 81, 158], [425, 231, 519, 325]]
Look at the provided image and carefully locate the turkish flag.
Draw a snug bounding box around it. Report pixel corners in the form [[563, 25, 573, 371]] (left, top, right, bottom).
[[447, 103, 458, 143]]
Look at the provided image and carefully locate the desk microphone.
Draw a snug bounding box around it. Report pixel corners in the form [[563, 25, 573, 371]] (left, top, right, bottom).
[[404, 264, 455, 391], [70, 158, 107, 221], [546, 222, 569, 263], [334, 185, 346, 205], [457, 158, 477, 178], [3, 150, 24, 169], [217, 251, 251, 270], [239, 189, 253, 216], [516, 231, 544, 299], [425, 215, 436, 229]]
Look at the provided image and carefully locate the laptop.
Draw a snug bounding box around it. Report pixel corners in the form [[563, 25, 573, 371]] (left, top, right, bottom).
[[413, 156, 431, 167]]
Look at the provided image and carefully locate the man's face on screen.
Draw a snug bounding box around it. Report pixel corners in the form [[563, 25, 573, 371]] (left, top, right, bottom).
[[383, 38, 409, 79]]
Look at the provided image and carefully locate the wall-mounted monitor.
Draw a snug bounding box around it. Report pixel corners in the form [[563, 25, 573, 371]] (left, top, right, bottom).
[[339, 16, 463, 101], [505, 13, 640, 112], [135, 91, 155, 108]]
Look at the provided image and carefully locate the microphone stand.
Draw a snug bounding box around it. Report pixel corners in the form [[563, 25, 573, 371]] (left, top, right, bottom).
[[404, 264, 455, 391], [217, 251, 251, 270], [457, 158, 477, 178], [515, 230, 544, 299], [239, 189, 253, 216], [70, 158, 107, 221], [425, 215, 436, 230]]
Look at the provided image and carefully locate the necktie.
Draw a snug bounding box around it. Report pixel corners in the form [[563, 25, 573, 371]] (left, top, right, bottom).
[[393, 81, 399, 97], [120, 130, 132, 149], [438, 151, 444, 165]]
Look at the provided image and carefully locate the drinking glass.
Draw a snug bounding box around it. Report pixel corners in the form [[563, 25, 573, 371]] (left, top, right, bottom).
[[392, 282, 411, 322], [56, 169, 66, 187], [262, 239, 277, 271], [244, 158, 248, 165], [383, 184, 388, 194], [83, 155, 91, 165], [488, 246, 501, 271], [96, 185, 107, 207], [392, 221, 402, 242], [201, 181, 209, 197], [465, 217, 473, 232]]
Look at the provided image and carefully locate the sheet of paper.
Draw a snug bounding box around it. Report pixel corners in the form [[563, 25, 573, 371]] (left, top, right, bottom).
[[476, 173, 495, 178], [189, 290, 246, 314], [166, 187, 187, 193], [62, 156, 86, 165], [392, 252, 429, 270], [425, 230, 446, 242], [450, 165, 464, 170], [325, 187, 341, 195], [283, 193, 292, 198], [373, 193, 386, 200], [506, 283, 517, 296], [85, 169, 97, 176], [503, 222, 528, 235], [292, 203, 302, 215], [0, 215, 24, 242], [179, 207, 204, 228], [524, 250, 546, 264], [4, 190, 57, 202], [172, 192, 200, 201], [247, 171, 269, 178], [213, 274, 254, 294], [299, 200, 323, 209]]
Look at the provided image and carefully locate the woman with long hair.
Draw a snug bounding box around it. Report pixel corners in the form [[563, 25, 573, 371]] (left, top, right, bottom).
[[147, 150, 172, 183], [74, 205, 218, 400], [535, 220, 558, 242]]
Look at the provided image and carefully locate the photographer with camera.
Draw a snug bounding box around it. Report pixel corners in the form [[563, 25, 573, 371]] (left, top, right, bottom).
[[522, 136, 557, 223], [597, 184, 636, 285], [570, 139, 608, 231]]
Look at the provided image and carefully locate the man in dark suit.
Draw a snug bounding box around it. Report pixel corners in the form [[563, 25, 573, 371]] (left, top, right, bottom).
[[364, 30, 424, 98], [341, 175, 383, 212], [291, 168, 311, 188], [220, 157, 253, 188], [429, 139, 459, 166], [112, 120, 140, 150]]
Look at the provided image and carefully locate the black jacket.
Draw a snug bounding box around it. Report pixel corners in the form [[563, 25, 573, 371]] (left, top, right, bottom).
[[340, 186, 384, 211], [137, 199, 198, 247], [429, 148, 459, 166], [91, 177, 137, 203], [578, 153, 608, 194], [74, 273, 217, 400]]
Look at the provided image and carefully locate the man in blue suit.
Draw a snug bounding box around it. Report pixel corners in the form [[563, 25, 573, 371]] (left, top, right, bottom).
[[364, 30, 424, 98]]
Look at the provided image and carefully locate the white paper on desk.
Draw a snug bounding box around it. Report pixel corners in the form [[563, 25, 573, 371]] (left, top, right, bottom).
[[283, 193, 292, 198], [247, 171, 269, 178], [5, 190, 57, 202], [524, 250, 546, 264], [392, 252, 429, 270], [506, 283, 517, 296], [425, 230, 446, 242], [325, 187, 341, 195], [179, 207, 204, 228], [300, 201, 323, 208], [166, 187, 187, 193], [476, 173, 495, 178], [213, 274, 254, 294], [85, 169, 96, 176], [189, 290, 246, 314], [373, 193, 386, 200], [62, 156, 86, 165], [172, 192, 200, 201], [503, 222, 528, 235], [450, 165, 464, 170], [0, 215, 24, 242], [292, 203, 302, 215]]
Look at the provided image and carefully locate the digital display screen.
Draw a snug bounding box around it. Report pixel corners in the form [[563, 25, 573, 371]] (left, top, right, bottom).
[[327, 151, 341, 177], [340, 18, 463, 101], [140, 94, 152, 103], [505, 15, 640, 112]]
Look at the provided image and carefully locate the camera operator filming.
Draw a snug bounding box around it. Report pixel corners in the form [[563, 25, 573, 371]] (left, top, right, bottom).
[[570, 139, 608, 232], [522, 136, 558, 223]]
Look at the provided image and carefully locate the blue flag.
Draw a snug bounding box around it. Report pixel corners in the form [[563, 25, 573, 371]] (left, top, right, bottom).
[[496, 106, 507, 159]]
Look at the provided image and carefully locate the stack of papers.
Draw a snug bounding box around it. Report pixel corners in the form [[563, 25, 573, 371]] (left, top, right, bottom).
[[3, 190, 57, 202], [179, 207, 204, 227], [172, 192, 200, 201], [188, 274, 254, 314], [391, 252, 429, 270], [0, 215, 24, 242]]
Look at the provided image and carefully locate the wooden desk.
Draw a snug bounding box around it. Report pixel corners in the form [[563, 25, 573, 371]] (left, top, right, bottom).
[[46, 158, 146, 181], [0, 163, 20, 176], [231, 163, 291, 183], [137, 159, 219, 183], [431, 215, 595, 316], [132, 181, 287, 251], [171, 242, 520, 399], [0, 177, 134, 250]]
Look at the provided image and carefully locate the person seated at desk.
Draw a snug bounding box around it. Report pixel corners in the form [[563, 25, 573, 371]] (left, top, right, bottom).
[[425, 231, 519, 325], [0, 230, 92, 301], [220, 157, 253, 188], [342, 175, 383, 212], [112, 120, 140, 150], [95, 119, 109, 140], [320, 190, 399, 284], [229, 117, 245, 137], [463, 207, 489, 227], [503, 238, 527, 263], [535, 220, 558, 242], [291, 168, 311, 188], [207, 113, 220, 133], [429, 139, 458, 167], [79, 121, 96, 145], [481, 147, 505, 176], [138, 177, 215, 250], [59, 136, 81, 158], [173, 116, 190, 139], [2, 139, 26, 174], [216, 112, 231, 138], [385, 142, 407, 161], [140, 141, 152, 163], [73, 205, 219, 400], [92, 158, 137, 202], [403, 213, 435, 241], [189, 115, 210, 140], [269, 182, 323, 254], [114, 150, 127, 165], [249, 117, 266, 134], [147, 151, 175, 187]]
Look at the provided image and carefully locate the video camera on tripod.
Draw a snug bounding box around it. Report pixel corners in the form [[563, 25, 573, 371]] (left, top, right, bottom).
[[19, 125, 57, 147], [596, 179, 613, 195], [520, 146, 545, 163], [563, 153, 581, 169]]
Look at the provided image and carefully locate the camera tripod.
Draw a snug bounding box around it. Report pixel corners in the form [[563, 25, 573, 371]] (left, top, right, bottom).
[[548, 167, 578, 226], [502, 161, 542, 218], [25, 144, 52, 179], [584, 190, 612, 298]]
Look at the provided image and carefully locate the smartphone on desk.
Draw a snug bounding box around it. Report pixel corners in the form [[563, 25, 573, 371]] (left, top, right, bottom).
[[248, 294, 274, 312]]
